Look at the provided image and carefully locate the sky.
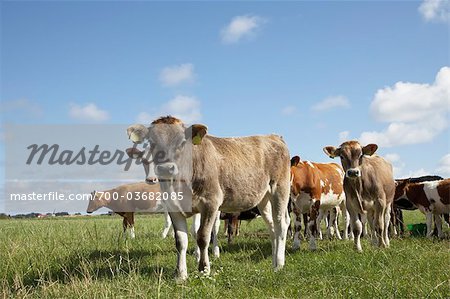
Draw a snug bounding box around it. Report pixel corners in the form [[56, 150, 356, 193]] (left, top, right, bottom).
[[0, 1, 449, 212]]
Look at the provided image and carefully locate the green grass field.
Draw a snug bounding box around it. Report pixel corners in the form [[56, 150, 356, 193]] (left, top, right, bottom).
[[1, 211, 449, 298]]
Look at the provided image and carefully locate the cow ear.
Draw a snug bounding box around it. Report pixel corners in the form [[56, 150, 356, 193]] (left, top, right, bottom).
[[127, 124, 149, 144], [291, 156, 301, 167], [186, 124, 208, 145], [126, 147, 144, 159], [323, 146, 340, 159], [362, 144, 378, 156]]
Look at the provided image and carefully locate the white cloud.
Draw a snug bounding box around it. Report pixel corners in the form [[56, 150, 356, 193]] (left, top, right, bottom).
[[159, 63, 195, 87], [359, 66, 450, 147], [338, 131, 350, 143], [311, 96, 350, 112], [384, 153, 406, 178], [281, 105, 297, 115], [402, 168, 430, 179], [436, 153, 450, 175], [419, 0, 449, 22], [69, 103, 109, 122], [385, 153, 401, 163], [221, 15, 265, 44], [0, 99, 43, 118], [136, 95, 201, 125], [136, 112, 153, 124]]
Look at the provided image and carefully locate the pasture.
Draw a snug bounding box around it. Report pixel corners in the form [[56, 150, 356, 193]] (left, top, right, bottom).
[[1, 211, 449, 298]]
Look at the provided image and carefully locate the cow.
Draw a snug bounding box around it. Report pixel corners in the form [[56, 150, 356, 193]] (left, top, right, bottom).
[[394, 177, 449, 238], [86, 182, 162, 238], [393, 175, 444, 236], [125, 147, 221, 259], [127, 116, 291, 281], [289, 156, 349, 250], [323, 141, 395, 252]]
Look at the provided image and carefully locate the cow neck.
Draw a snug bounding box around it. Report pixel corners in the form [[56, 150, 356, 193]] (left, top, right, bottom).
[[345, 177, 365, 212]]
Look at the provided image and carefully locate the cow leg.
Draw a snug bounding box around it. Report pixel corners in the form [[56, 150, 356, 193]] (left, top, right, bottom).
[[162, 211, 173, 239], [169, 212, 189, 281], [399, 209, 405, 235], [303, 213, 309, 237], [317, 209, 324, 240], [331, 208, 342, 240], [128, 213, 135, 239], [308, 201, 320, 251], [122, 216, 128, 239], [434, 214, 443, 238], [373, 205, 387, 248], [224, 217, 229, 236], [270, 188, 289, 271], [366, 210, 377, 246], [444, 214, 450, 228], [360, 213, 368, 238], [230, 215, 239, 243], [212, 211, 221, 258], [197, 209, 219, 275], [383, 204, 391, 247], [292, 206, 302, 250], [389, 206, 397, 238], [191, 213, 201, 262], [349, 208, 363, 252], [236, 220, 240, 237], [340, 201, 350, 240], [257, 196, 276, 266], [227, 215, 235, 244], [425, 212, 433, 238]]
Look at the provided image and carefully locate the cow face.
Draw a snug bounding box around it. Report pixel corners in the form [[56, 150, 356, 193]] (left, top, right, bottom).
[[323, 141, 378, 179], [394, 179, 409, 201], [86, 191, 100, 213], [125, 147, 158, 184], [127, 117, 207, 182]]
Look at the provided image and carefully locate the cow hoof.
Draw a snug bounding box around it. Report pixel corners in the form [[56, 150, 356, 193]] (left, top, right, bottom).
[[274, 265, 284, 272], [199, 267, 211, 276], [175, 272, 188, 283]]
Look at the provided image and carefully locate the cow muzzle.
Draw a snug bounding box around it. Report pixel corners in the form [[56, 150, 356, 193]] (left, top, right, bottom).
[[346, 168, 361, 178], [155, 162, 179, 178], [145, 176, 159, 185]]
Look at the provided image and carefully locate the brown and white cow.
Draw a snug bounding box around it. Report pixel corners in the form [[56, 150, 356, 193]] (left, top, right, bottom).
[[394, 178, 449, 238], [323, 141, 395, 252], [127, 116, 291, 281], [290, 156, 349, 250], [86, 182, 162, 238]]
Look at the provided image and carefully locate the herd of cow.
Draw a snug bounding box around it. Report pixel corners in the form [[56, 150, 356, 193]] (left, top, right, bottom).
[[86, 116, 449, 281]]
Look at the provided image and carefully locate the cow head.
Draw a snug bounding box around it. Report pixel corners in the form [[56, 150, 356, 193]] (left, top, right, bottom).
[[290, 156, 302, 197], [323, 140, 378, 179], [125, 147, 158, 184], [394, 179, 409, 201], [86, 191, 101, 213], [127, 116, 207, 183]]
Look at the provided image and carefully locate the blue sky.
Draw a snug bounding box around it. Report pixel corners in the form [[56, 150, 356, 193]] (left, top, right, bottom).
[[1, 0, 449, 191]]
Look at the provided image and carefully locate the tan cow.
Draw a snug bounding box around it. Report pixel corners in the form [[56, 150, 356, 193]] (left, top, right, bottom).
[[323, 141, 395, 252], [127, 116, 291, 281], [86, 182, 162, 238], [290, 156, 349, 250]]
